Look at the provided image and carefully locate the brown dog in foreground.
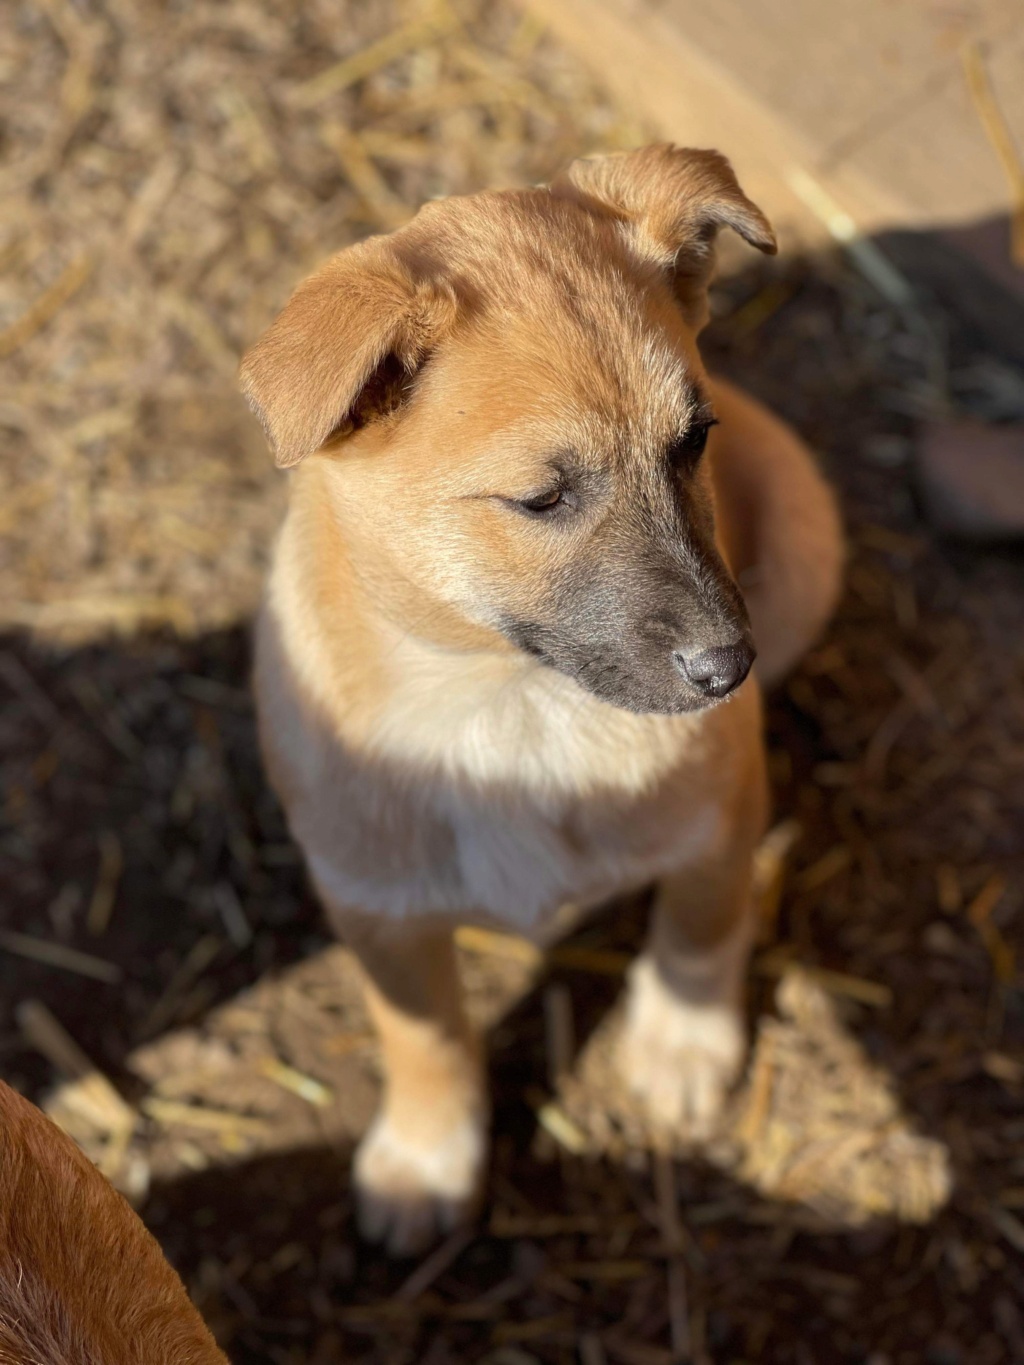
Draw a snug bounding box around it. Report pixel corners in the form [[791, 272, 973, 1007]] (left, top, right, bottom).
[[240, 145, 843, 1255], [0, 1080, 226, 1363]]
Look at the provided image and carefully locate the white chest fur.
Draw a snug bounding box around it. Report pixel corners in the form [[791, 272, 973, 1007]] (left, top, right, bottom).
[[284, 621, 739, 931]]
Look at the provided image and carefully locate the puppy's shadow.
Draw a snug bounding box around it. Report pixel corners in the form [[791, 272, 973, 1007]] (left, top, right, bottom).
[[138, 902, 959, 1365]]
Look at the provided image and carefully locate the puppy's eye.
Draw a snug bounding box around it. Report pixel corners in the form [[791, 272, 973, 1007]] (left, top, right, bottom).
[[668, 419, 718, 467], [519, 489, 564, 514]]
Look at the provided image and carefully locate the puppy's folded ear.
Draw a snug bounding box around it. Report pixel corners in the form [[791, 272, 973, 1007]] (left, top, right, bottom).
[[550, 144, 776, 325], [239, 239, 457, 468]]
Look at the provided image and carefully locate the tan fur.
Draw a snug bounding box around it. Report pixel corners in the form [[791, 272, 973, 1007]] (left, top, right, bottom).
[[709, 377, 843, 684], [551, 144, 776, 327], [241, 145, 843, 1254], [0, 1081, 226, 1365]]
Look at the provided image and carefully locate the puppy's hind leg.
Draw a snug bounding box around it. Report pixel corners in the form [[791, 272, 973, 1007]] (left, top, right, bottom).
[[316, 892, 488, 1256]]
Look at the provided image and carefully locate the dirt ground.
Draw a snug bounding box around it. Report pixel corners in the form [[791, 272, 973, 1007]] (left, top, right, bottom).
[[3, 2, 1024, 1363]]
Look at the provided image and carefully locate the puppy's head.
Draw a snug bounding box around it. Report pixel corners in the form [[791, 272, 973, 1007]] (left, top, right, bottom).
[[241, 145, 776, 714]]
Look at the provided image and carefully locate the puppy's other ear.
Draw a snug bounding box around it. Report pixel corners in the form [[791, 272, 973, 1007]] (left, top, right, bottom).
[[239, 239, 457, 468], [551, 144, 776, 325]]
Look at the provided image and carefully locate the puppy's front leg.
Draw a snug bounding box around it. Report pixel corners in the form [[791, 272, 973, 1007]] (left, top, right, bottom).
[[323, 904, 487, 1256], [618, 843, 757, 1141]]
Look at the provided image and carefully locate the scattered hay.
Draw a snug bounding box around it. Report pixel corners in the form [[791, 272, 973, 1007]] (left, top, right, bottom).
[[0, 0, 645, 642], [733, 971, 952, 1225], [557, 968, 952, 1228]]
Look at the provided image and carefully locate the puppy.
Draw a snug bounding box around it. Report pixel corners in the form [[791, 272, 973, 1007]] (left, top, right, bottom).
[[240, 145, 843, 1255]]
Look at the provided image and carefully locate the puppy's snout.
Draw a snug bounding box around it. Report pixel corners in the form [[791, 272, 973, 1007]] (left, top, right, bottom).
[[674, 641, 754, 698]]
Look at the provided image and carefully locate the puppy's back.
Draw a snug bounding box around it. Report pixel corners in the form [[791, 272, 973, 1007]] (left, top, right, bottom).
[[709, 377, 843, 686], [0, 1080, 226, 1365]]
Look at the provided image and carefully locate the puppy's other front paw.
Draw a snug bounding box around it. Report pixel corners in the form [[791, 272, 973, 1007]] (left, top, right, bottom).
[[353, 1111, 486, 1257], [617, 957, 746, 1142]]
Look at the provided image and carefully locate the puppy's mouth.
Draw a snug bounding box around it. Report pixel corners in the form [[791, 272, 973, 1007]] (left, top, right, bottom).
[[500, 618, 754, 715]]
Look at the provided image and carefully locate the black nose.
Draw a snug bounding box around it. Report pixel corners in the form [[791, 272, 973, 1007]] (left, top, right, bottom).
[[675, 641, 755, 698]]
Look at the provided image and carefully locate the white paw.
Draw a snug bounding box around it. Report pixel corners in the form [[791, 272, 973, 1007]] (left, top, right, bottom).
[[617, 957, 746, 1141], [352, 1111, 486, 1256]]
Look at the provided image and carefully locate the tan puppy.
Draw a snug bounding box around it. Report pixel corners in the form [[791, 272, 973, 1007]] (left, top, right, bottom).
[[240, 145, 843, 1255]]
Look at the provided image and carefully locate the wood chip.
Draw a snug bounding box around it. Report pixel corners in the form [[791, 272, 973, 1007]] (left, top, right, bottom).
[[290, 10, 460, 107], [535, 1098, 588, 1154], [17, 998, 135, 1134], [141, 1097, 271, 1136], [86, 830, 123, 936], [966, 872, 1006, 927], [962, 42, 1024, 265], [543, 983, 575, 1088], [0, 254, 92, 358], [0, 929, 121, 983], [755, 954, 892, 1008], [258, 1057, 333, 1107], [395, 1226, 476, 1301]]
